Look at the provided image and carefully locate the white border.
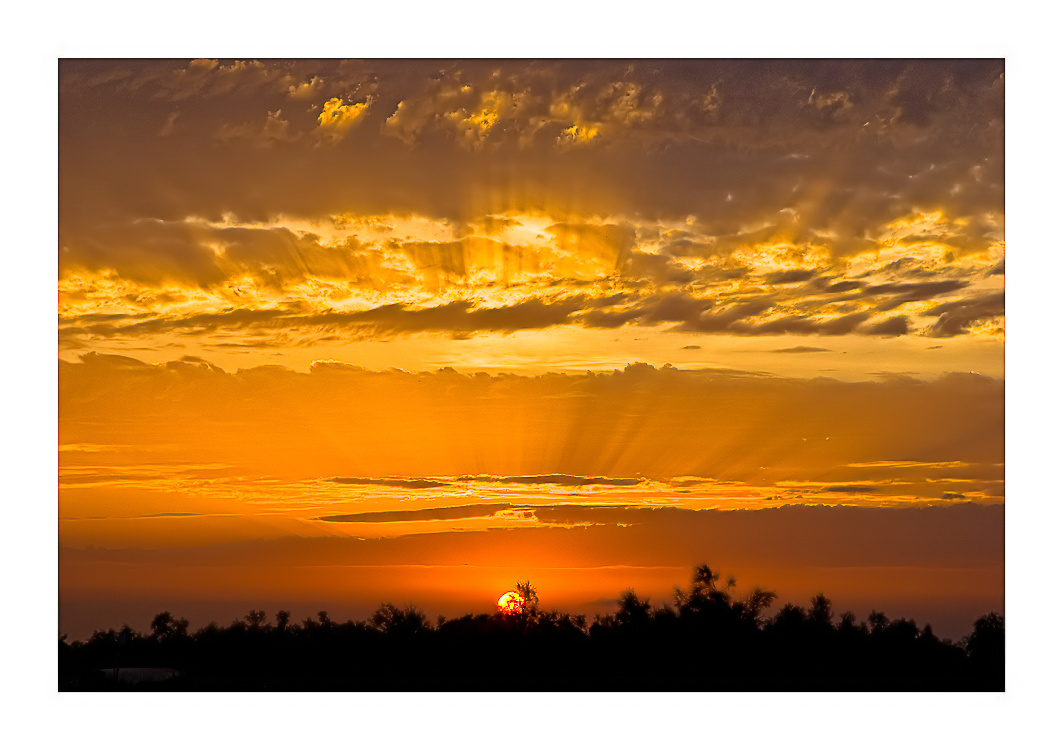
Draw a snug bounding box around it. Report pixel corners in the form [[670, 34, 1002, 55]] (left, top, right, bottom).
[[8, 2, 1057, 748]]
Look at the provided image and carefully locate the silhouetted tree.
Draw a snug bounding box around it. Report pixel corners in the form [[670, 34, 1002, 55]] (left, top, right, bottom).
[[57, 563, 1004, 691], [150, 612, 189, 642], [371, 603, 428, 638], [771, 603, 807, 630], [615, 589, 652, 629], [867, 610, 890, 634], [964, 612, 1004, 685], [741, 587, 778, 626], [674, 564, 740, 618], [516, 580, 539, 622], [809, 594, 833, 628]]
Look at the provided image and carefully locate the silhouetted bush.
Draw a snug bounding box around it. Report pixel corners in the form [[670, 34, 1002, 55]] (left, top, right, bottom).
[[58, 565, 1003, 691]]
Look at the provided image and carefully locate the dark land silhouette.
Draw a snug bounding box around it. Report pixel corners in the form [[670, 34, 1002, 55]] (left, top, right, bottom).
[[58, 565, 1004, 691]]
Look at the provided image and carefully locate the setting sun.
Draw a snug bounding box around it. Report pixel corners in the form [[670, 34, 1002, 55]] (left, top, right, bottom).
[[497, 591, 525, 615]]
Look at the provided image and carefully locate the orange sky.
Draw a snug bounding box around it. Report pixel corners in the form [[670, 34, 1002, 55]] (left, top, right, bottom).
[[58, 59, 1004, 640]]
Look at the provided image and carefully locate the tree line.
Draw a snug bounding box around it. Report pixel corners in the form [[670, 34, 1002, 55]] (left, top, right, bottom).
[[59, 564, 1004, 690]]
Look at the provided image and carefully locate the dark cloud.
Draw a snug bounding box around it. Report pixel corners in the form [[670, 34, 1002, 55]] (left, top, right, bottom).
[[824, 280, 865, 293], [773, 346, 832, 354], [60, 353, 1003, 483], [867, 280, 970, 310], [621, 251, 695, 285], [924, 292, 1005, 337], [65, 503, 1002, 570], [679, 296, 777, 333], [62, 297, 589, 339], [737, 311, 872, 337], [63, 280, 995, 340], [764, 268, 820, 285], [327, 477, 451, 489], [311, 298, 586, 335], [60, 59, 1002, 253], [457, 475, 642, 487], [317, 504, 512, 523], [58, 59, 1002, 348], [862, 315, 910, 337]]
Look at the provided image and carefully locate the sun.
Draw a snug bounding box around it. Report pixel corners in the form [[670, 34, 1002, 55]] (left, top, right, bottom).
[[497, 591, 525, 615]]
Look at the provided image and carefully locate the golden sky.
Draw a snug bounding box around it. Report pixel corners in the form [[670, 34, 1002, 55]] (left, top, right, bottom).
[[58, 59, 1004, 639]]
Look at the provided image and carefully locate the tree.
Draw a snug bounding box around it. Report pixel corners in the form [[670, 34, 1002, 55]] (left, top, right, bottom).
[[692, 564, 720, 594], [245, 609, 267, 629], [615, 588, 652, 628], [741, 587, 778, 625], [275, 610, 291, 631], [151, 611, 174, 640], [150, 611, 189, 641], [674, 564, 735, 617], [516, 580, 539, 621], [371, 603, 428, 637], [771, 603, 807, 631], [808, 594, 833, 628], [867, 610, 890, 634], [964, 611, 1004, 676]]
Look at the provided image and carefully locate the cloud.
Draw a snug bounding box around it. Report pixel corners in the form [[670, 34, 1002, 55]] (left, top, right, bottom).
[[158, 111, 180, 137], [621, 251, 695, 285], [868, 280, 970, 310], [846, 461, 971, 470], [59, 352, 1004, 497], [66, 503, 1003, 571], [288, 76, 325, 100], [61, 60, 1003, 232], [557, 123, 600, 149], [764, 268, 820, 285], [547, 221, 635, 270], [318, 504, 513, 523], [328, 477, 450, 489], [924, 292, 1004, 337], [316, 97, 371, 143], [61, 296, 590, 341], [59, 60, 1003, 351], [457, 475, 643, 486], [862, 315, 910, 337], [773, 346, 832, 354], [58, 257, 1000, 342], [214, 109, 292, 147]]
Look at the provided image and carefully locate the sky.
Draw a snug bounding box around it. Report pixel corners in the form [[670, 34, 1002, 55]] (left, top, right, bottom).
[[57, 58, 1004, 641]]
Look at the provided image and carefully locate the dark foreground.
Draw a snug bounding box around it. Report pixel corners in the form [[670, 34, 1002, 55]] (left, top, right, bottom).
[[59, 565, 1004, 691]]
